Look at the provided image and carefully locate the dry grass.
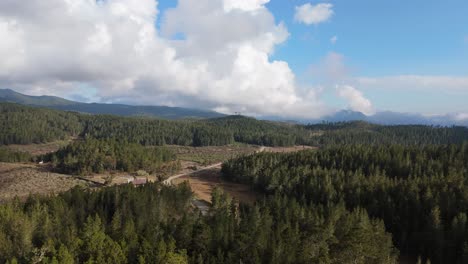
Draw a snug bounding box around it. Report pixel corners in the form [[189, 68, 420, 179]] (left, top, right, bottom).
[[167, 144, 258, 165], [6, 138, 76, 156], [173, 168, 258, 205], [261, 145, 317, 153], [0, 162, 90, 202]]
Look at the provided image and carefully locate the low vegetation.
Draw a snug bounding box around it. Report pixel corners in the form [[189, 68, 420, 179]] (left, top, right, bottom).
[[0, 163, 88, 201], [0, 147, 32, 163], [168, 144, 258, 165]]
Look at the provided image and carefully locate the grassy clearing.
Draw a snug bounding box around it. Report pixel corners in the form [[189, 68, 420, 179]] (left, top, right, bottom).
[[166, 144, 259, 165], [5, 138, 76, 156], [0, 162, 90, 202]]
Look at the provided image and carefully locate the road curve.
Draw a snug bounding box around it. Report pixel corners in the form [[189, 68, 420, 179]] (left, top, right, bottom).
[[162, 162, 222, 185]]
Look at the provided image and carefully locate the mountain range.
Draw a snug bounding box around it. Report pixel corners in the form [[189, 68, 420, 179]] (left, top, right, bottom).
[[310, 110, 468, 127], [1, 88, 467, 126], [0, 89, 224, 120]]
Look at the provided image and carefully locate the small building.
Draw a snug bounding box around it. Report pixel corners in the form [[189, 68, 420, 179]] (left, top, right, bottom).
[[132, 178, 147, 186]]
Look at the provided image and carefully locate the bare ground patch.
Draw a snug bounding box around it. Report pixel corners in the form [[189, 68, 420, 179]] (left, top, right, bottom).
[[173, 168, 258, 205], [0, 162, 90, 201]]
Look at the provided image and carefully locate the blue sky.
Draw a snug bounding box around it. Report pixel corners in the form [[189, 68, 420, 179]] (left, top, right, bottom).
[[267, 0, 468, 75], [263, 0, 468, 113], [1, 0, 467, 118]]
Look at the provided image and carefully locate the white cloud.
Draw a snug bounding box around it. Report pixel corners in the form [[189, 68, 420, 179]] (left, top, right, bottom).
[[330, 35, 337, 44], [0, 0, 330, 119], [453, 113, 468, 121], [223, 0, 270, 12], [294, 3, 333, 25], [337, 85, 375, 115], [356, 75, 468, 92]]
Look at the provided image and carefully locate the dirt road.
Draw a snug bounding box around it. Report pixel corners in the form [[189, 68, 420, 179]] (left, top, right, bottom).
[[162, 162, 222, 185]]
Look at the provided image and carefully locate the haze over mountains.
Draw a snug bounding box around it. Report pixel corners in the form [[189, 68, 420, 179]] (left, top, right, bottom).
[[309, 110, 468, 127], [1, 88, 467, 126]]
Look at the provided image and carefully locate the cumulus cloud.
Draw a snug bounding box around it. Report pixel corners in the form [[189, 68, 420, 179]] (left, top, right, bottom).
[[337, 85, 375, 115], [0, 0, 330, 119], [294, 3, 334, 25], [330, 35, 337, 44], [223, 0, 270, 12]]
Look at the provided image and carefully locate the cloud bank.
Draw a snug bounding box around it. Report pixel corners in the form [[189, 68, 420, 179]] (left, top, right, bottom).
[[0, 0, 329, 119], [356, 75, 468, 92]]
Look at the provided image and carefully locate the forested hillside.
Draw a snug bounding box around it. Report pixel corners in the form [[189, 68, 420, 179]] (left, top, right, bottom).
[[222, 144, 468, 263], [0, 103, 83, 145], [306, 121, 468, 145], [3, 103, 468, 149], [0, 103, 310, 147], [0, 89, 224, 119], [81, 115, 235, 146], [207, 116, 309, 146], [0, 182, 397, 264]]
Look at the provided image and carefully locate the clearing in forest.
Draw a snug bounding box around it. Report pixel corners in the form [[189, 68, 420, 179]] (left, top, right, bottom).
[[0, 162, 90, 202], [171, 145, 315, 204]]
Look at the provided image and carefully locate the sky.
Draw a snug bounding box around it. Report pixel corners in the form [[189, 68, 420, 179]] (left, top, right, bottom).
[[0, 0, 467, 119]]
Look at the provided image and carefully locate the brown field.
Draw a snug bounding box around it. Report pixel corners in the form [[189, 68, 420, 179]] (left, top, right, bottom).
[[6, 138, 76, 156], [167, 144, 258, 165], [173, 168, 258, 204], [0, 162, 90, 202], [261, 145, 316, 153]]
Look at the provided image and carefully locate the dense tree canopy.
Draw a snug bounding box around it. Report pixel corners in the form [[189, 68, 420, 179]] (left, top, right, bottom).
[[0, 183, 397, 264], [82, 115, 234, 147], [46, 139, 178, 175], [0, 104, 309, 147], [0, 103, 83, 145], [306, 121, 468, 146], [222, 144, 468, 263], [2, 103, 468, 148]]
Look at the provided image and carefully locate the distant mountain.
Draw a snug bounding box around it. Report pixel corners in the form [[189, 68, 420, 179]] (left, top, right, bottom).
[[322, 110, 368, 123], [0, 89, 225, 119], [309, 110, 468, 127], [0, 88, 76, 106]]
